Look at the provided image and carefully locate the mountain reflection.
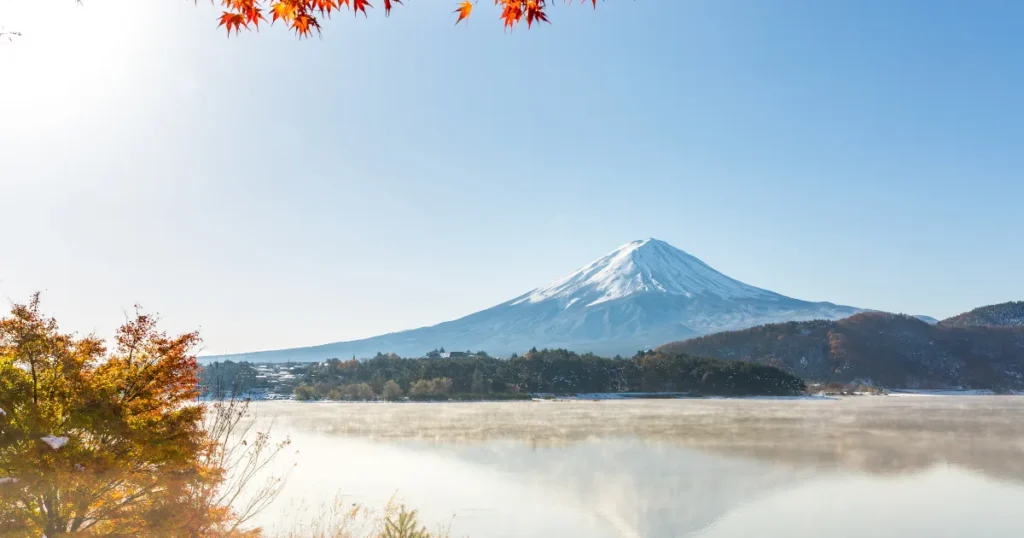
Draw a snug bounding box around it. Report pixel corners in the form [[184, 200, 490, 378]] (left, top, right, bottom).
[[13, 398, 1021, 537], [261, 397, 1024, 482], [238, 397, 1024, 538]]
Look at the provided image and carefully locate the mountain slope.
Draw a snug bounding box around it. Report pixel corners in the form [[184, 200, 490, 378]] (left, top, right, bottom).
[[658, 311, 1024, 390], [205, 238, 861, 362], [941, 301, 1024, 328]]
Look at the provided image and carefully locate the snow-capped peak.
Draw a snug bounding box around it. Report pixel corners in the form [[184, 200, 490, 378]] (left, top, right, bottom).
[[513, 238, 777, 307]]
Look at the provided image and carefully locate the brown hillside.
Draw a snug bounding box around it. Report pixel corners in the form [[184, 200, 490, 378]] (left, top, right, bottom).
[[658, 311, 1024, 391], [941, 301, 1024, 328]]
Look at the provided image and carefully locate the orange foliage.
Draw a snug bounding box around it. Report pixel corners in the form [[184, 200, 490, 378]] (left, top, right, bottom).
[[215, 0, 603, 38], [0, 295, 284, 537], [453, 1, 473, 26]]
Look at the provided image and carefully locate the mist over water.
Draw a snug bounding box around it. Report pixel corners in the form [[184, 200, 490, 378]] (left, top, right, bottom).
[[250, 397, 1024, 537]]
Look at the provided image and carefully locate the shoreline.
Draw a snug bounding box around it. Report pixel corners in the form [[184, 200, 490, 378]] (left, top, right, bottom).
[[238, 393, 831, 403], [219, 389, 1023, 404]]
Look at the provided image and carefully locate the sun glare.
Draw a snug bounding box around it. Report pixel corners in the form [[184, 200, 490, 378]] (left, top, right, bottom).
[[1, 1, 158, 133]]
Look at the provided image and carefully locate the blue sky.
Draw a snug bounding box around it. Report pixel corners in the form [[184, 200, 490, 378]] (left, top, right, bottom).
[[1, 0, 1021, 354]]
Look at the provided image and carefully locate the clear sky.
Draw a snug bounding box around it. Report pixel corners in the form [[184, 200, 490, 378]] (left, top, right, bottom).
[[1, 0, 1021, 355]]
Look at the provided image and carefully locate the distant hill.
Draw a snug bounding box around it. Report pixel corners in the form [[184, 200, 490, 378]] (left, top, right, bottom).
[[203, 238, 860, 363], [658, 311, 1024, 391], [941, 301, 1024, 328]]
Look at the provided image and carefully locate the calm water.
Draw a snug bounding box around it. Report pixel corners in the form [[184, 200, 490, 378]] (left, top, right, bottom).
[[249, 397, 1024, 537]]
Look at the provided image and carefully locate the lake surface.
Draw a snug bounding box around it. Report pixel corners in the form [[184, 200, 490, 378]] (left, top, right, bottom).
[[249, 397, 1024, 537]]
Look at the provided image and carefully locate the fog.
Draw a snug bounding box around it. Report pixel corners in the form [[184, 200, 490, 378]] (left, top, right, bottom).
[[248, 397, 1024, 537]]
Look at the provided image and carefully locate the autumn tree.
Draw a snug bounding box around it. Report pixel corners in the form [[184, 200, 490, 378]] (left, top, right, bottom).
[[381, 380, 404, 401], [293, 384, 317, 401], [0, 295, 284, 537], [407, 378, 453, 400]]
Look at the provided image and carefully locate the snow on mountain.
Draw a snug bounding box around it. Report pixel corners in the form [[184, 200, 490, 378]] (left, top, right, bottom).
[[203, 238, 862, 362], [514, 238, 776, 307]]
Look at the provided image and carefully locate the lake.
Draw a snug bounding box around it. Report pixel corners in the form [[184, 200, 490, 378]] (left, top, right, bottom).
[[248, 396, 1024, 537]]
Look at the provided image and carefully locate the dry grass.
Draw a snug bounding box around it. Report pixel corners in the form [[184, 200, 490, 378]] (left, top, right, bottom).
[[272, 496, 452, 538]]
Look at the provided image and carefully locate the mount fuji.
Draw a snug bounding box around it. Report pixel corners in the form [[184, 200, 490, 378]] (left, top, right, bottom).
[[206, 238, 861, 362]]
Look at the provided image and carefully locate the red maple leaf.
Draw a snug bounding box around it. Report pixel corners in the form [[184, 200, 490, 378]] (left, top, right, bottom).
[[291, 11, 322, 37], [454, 1, 473, 25], [217, 12, 248, 35], [524, 0, 548, 28]]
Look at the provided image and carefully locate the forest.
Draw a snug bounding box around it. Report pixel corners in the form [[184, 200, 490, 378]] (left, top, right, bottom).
[[200, 348, 808, 400], [660, 311, 1024, 392]]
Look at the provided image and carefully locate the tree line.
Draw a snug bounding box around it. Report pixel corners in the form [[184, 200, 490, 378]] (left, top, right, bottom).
[[203, 348, 807, 400]]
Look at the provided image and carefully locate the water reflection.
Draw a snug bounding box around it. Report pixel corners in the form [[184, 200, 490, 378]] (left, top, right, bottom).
[[253, 397, 1024, 537], [696, 467, 1023, 538]]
